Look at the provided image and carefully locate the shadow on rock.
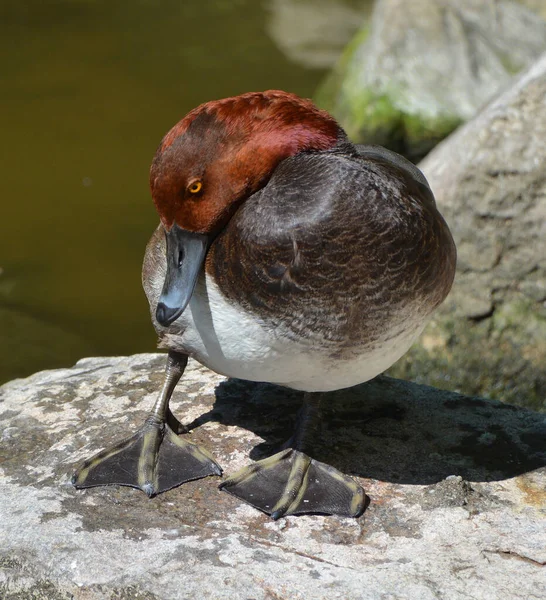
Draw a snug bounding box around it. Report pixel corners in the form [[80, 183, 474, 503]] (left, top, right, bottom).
[[187, 375, 546, 486]]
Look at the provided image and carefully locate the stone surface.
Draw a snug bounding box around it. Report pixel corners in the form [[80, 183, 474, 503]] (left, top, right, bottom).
[[267, 0, 373, 69], [390, 53, 546, 412], [520, 0, 546, 19], [1, 354, 545, 599], [316, 0, 546, 160]]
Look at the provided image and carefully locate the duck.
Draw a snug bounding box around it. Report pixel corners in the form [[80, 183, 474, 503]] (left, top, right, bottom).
[[73, 90, 456, 519]]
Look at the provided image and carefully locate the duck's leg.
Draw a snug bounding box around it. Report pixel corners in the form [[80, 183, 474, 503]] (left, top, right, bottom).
[[219, 392, 365, 519], [72, 351, 222, 496]]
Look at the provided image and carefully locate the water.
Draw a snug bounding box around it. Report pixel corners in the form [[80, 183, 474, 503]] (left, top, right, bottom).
[[0, 0, 372, 383]]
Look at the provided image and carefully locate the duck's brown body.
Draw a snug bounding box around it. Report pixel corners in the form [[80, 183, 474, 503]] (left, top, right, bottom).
[[74, 91, 456, 519], [207, 145, 454, 351], [142, 141, 455, 392]]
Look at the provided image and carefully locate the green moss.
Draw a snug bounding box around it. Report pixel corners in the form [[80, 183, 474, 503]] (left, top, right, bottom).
[[498, 51, 524, 75], [403, 111, 461, 147], [315, 22, 462, 160], [314, 26, 370, 113], [318, 52, 462, 161], [350, 91, 401, 132], [339, 86, 462, 160]]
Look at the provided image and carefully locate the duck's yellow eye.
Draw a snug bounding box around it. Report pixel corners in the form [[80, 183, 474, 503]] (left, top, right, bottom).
[[187, 180, 203, 194]]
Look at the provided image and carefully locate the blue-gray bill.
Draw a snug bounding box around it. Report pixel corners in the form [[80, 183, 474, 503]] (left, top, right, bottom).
[[156, 225, 210, 327]]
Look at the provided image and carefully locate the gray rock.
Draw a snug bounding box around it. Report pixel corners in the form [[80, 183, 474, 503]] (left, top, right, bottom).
[[390, 53, 546, 411], [316, 0, 546, 160], [519, 0, 546, 19], [266, 0, 373, 69], [1, 354, 545, 599]]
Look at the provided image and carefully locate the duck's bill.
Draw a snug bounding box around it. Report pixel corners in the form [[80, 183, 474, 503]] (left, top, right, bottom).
[[156, 224, 210, 327]]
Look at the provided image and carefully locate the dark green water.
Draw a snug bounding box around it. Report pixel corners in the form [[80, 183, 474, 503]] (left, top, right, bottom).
[[0, 0, 371, 383]]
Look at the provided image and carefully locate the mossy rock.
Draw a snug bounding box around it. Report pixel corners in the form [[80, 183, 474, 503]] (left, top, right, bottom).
[[316, 26, 461, 160], [316, 0, 546, 161]]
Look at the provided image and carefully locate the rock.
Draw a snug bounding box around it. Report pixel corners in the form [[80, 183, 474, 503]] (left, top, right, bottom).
[[519, 0, 546, 19], [1, 354, 545, 599], [266, 0, 373, 69], [389, 53, 546, 412], [315, 0, 546, 161]]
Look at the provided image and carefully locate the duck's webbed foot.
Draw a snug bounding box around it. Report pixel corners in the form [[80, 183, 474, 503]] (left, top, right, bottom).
[[220, 447, 364, 518], [72, 352, 222, 496], [219, 393, 366, 519], [72, 414, 221, 496]]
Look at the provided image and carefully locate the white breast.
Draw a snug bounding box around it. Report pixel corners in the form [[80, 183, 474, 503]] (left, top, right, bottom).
[[160, 275, 427, 393]]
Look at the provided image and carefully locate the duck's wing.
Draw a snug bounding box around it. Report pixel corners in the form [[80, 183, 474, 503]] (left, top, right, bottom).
[[207, 151, 455, 347], [354, 144, 432, 194]]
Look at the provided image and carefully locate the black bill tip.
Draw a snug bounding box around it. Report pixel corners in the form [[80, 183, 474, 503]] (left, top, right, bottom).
[[156, 302, 183, 327]]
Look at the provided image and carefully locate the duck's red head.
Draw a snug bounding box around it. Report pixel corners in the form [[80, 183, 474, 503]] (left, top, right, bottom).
[[149, 90, 341, 327], [150, 90, 340, 234]]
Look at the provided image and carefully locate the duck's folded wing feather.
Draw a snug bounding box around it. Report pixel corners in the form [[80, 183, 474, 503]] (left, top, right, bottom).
[[208, 152, 454, 344]]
